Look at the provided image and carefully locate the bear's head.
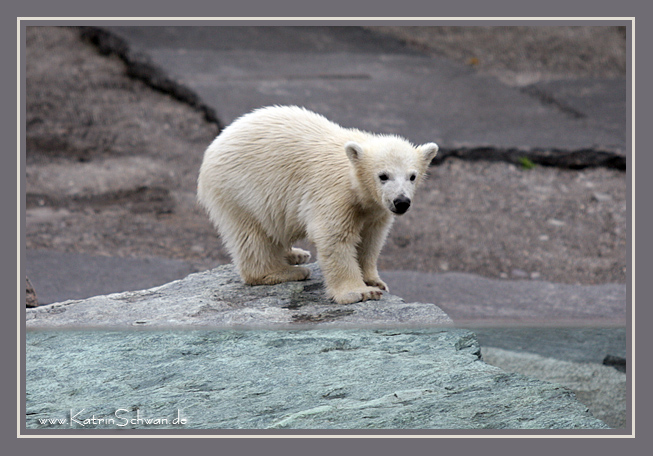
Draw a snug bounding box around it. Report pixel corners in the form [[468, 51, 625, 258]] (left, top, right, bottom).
[[345, 137, 439, 215]]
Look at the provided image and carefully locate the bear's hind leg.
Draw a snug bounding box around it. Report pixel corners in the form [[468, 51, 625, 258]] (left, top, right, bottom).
[[220, 214, 310, 286], [285, 247, 311, 265], [239, 240, 311, 286]]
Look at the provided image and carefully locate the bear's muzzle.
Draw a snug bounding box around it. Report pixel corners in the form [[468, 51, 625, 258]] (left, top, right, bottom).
[[391, 196, 411, 215]]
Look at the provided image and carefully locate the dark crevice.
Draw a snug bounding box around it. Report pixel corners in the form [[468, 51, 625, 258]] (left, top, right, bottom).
[[77, 26, 223, 130], [432, 147, 626, 171]]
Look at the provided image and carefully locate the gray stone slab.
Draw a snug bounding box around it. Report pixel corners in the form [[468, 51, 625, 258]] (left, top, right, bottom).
[[25, 328, 609, 430], [25, 262, 452, 330], [104, 26, 625, 151]]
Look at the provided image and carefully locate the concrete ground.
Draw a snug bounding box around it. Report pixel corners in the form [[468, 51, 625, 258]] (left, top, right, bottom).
[[24, 25, 628, 428]]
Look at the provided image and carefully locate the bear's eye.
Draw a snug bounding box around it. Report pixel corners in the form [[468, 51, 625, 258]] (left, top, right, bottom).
[[378, 173, 389, 182], [409, 174, 416, 182]]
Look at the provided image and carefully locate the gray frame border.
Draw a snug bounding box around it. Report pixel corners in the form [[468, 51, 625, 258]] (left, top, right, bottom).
[[7, 1, 646, 454]]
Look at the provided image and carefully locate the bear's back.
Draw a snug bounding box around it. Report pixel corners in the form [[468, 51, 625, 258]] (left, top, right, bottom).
[[198, 106, 367, 235], [202, 106, 367, 187], [221, 106, 351, 155]]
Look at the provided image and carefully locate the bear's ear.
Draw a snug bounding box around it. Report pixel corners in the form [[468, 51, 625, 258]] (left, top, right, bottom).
[[345, 141, 364, 163], [420, 142, 439, 164]]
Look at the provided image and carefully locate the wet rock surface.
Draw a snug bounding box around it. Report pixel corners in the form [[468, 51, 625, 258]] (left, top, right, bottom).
[[25, 329, 608, 430], [25, 262, 615, 429]]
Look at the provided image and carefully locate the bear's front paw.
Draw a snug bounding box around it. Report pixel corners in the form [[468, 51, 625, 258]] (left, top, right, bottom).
[[332, 286, 384, 304], [364, 277, 389, 292]]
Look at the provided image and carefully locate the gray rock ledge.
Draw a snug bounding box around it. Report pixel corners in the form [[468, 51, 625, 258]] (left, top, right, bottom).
[[25, 262, 452, 329], [25, 263, 610, 430]]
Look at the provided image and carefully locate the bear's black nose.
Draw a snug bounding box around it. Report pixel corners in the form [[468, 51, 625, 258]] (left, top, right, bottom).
[[392, 196, 411, 214]]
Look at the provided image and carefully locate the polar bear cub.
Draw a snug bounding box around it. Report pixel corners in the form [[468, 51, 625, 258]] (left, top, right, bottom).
[[197, 106, 438, 304]]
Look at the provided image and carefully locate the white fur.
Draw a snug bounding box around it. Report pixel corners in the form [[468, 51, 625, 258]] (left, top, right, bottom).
[[197, 105, 438, 304]]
